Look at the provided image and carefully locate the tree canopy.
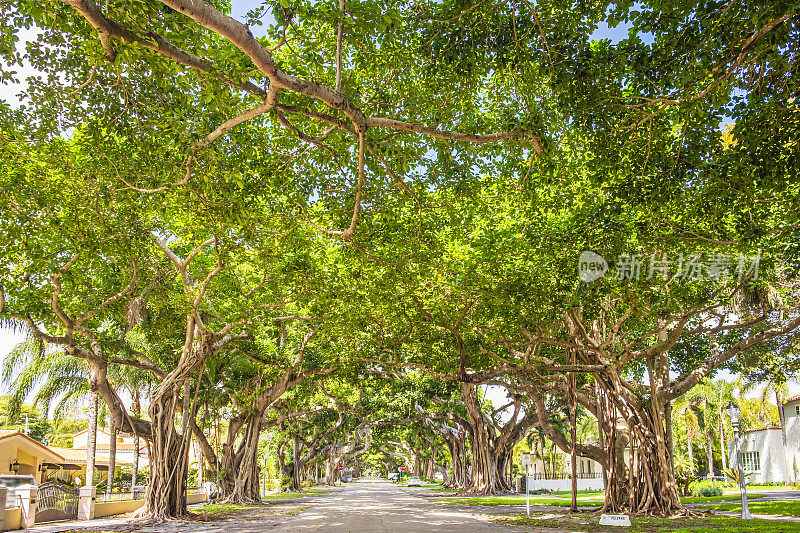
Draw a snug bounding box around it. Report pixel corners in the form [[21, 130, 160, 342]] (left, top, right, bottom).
[[1, 0, 798, 519]]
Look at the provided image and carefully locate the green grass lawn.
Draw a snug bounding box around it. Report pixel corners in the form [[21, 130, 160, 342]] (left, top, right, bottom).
[[702, 500, 800, 517], [681, 493, 765, 503], [262, 488, 330, 499], [550, 490, 605, 496], [412, 483, 451, 490], [498, 514, 800, 532], [745, 485, 797, 492], [436, 495, 600, 507], [191, 503, 260, 520], [435, 491, 770, 508]]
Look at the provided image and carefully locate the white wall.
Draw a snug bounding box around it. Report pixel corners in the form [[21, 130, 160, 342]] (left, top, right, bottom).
[[732, 428, 787, 484], [784, 400, 800, 482]]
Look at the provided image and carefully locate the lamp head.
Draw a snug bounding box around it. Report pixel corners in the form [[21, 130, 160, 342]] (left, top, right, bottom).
[[725, 401, 740, 425]]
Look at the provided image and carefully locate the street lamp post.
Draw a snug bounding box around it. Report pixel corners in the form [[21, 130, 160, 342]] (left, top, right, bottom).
[[725, 401, 752, 520], [268, 449, 269, 497]]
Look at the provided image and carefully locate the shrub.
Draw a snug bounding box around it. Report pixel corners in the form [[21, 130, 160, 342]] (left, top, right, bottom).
[[699, 486, 723, 497], [689, 479, 723, 497]]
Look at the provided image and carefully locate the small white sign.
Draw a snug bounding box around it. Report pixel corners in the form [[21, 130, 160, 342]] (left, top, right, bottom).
[[599, 514, 632, 527], [520, 453, 532, 467]]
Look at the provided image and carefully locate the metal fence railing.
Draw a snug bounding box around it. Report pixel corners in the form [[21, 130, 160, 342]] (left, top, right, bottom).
[[95, 491, 145, 503], [526, 472, 603, 480], [4, 490, 22, 509]]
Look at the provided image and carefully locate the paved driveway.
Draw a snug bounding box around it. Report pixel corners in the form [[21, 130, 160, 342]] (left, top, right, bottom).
[[269, 478, 512, 532]]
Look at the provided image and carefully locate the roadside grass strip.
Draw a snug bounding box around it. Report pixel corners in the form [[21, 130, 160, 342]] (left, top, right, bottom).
[[496, 512, 800, 532], [701, 500, 800, 517], [681, 493, 765, 503], [261, 488, 329, 499], [744, 485, 798, 492], [435, 495, 599, 507], [191, 503, 260, 520]]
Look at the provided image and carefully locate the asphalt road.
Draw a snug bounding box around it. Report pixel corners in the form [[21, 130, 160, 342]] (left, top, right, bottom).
[[269, 478, 512, 532]]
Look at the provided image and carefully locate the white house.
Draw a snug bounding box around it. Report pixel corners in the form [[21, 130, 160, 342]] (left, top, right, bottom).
[[519, 451, 605, 492], [729, 393, 800, 484]]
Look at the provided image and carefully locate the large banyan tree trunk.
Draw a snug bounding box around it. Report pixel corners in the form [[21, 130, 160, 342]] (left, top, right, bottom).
[[625, 408, 683, 515], [211, 412, 247, 499], [591, 360, 684, 515], [146, 394, 188, 519], [227, 413, 263, 502], [289, 433, 303, 491], [449, 437, 469, 489], [324, 455, 337, 485], [461, 383, 534, 494], [437, 424, 469, 489], [142, 330, 213, 520], [462, 383, 504, 494]]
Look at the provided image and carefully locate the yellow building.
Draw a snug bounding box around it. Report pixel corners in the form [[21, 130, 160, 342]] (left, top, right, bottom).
[[0, 430, 66, 484], [0, 428, 146, 486]]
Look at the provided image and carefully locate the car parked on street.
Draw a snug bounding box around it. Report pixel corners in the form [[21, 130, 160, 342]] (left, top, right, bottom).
[[407, 476, 422, 487]]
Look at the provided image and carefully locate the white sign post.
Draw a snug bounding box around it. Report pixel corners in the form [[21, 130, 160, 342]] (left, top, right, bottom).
[[520, 452, 532, 518], [599, 514, 632, 527], [526, 470, 530, 518]]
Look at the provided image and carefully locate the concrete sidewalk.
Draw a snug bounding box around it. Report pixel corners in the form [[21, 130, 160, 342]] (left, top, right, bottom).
[[21, 502, 209, 533]]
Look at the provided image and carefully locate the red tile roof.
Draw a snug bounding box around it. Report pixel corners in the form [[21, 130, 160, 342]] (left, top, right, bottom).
[[783, 393, 800, 404], [48, 447, 137, 466], [0, 430, 66, 461], [744, 425, 782, 433]]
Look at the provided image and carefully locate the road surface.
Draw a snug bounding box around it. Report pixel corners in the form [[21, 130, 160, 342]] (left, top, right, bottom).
[[270, 478, 512, 532]]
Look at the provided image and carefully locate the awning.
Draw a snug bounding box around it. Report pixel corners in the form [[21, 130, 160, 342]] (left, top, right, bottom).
[[40, 462, 82, 471]]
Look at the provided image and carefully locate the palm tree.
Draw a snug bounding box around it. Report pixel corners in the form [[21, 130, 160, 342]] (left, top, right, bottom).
[[687, 380, 734, 483], [673, 396, 701, 474], [3, 340, 106, 488], [2, 334, 100, 486], [2, 340, 89, 417], [3, 318, 158, 491], [714, 380, 736, 475]]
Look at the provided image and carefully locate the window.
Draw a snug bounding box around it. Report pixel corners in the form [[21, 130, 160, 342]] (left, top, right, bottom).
[[795, 405, 799, 416], [742, 451, 761, 472]]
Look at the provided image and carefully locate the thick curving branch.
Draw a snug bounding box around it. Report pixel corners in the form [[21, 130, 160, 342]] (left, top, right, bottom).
[[61, 0, 267, 97], [64, 0, 534, 146]]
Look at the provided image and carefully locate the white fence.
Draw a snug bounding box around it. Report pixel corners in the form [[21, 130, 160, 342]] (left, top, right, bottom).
[[4, 489, 22, 509], [528, 477, 605, 492], [521, 473, 605, 492]]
